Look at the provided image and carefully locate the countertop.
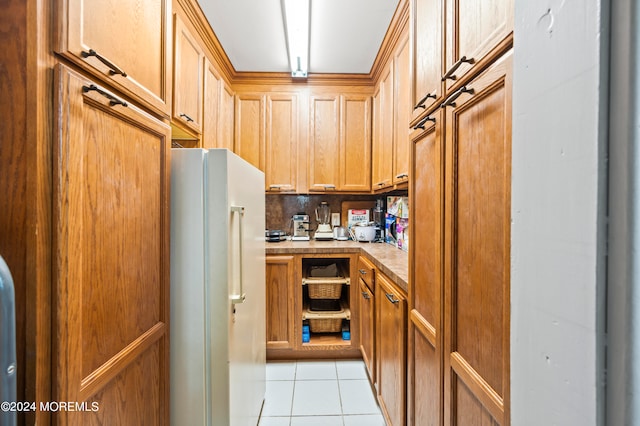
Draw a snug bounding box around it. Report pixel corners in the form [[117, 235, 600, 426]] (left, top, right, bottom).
[[265, 240, 409, 293]]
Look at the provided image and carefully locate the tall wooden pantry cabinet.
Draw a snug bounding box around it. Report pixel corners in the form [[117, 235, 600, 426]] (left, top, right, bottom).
[[1, 0, 172, 423], [409, 0, 513, 424]]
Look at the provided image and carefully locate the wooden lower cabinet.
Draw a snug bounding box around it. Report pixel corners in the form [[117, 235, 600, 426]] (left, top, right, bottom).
[[376, 271, 407, 426], [53, 64, 170, 425], [358, 277, 375, 382], [266, 255, 296, 350]]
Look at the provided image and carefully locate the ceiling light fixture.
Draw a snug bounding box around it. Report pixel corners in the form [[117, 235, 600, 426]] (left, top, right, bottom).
[[282, 0, 310, 78]]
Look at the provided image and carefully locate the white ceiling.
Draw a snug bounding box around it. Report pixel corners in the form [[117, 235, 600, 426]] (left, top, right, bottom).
[[197, 0, 400, 74]]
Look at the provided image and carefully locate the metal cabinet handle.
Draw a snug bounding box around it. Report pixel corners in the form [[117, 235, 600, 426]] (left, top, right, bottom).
[[81, 49, 128, 77], [413, 92, 436, 110], [442, 56, 475, 81], [413, 115, 435, 130], [361, 291, 371, 300], [230, 206, 246, 304], [395, 173, 409, 180], [385, 293, 399, 304], [82, 84, 128, 107], [441, 86, 474, 109], [179, 113, 194, 123], [359, 269, 367, 275]]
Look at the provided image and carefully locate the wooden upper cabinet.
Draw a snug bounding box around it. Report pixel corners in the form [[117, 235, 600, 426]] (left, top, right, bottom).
[[202, 58, 220, 149], [340, 95, 371, 192], [410, 0, 443, 121], [235, 93, 266, 171], [218, 81, 235, 151], [309, 95, 340, 191], [372, 66, 394, 190], [54, 0, 171, 116], [53, 64, 170, 425], [266, 93, 298, 192], [309, 94, 372, 192], [393, 34, 411, 185], [173, 14, 204, 135], [444, 0, 513, 91]]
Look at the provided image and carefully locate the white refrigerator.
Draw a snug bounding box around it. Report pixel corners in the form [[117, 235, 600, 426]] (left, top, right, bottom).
[[170, 148, 266, 426]]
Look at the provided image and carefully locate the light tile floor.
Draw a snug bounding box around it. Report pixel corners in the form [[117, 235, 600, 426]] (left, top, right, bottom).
[[260, 360, 387, 426]]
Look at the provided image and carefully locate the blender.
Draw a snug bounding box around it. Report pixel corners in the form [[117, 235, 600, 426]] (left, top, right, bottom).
[[314, 202, 334, 240]]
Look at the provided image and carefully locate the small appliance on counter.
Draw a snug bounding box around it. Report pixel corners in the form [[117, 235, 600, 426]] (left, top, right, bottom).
[[314, 201, 334, 240], [373, 198, 385, 242], [265, 230, 286, 242], [291, 213, 310, 241]]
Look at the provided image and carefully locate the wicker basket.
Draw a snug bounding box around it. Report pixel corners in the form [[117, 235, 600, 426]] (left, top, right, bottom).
[[308, 317, 343, 333], [307, 282, 342, 299]]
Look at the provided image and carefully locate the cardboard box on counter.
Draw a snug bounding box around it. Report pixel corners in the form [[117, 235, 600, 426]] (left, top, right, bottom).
[[385, 196, 409, 252]]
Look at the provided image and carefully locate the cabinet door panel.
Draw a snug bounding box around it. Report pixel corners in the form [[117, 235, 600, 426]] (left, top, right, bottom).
[[235, 94, 265, 170], [266, 256, 296, 349], [444, 0, 513, 89], [444, 52, 511, 425], [55, 0, 171, 115], [377, 274, 406, 426], [359, 279, 375, 382], [309, 96, 340, 191], [202, 59, 220, 149], [218, 82, 235, 151], [340, 95, 371, 191], [393, 35, 411, 184], [266, 94, 298, 192], [372, 67, 394, 190], [409, 111, 443, 426], [411, 0, 443, 120], [53, 65, 170, 425], [173, 15, 203, 134]]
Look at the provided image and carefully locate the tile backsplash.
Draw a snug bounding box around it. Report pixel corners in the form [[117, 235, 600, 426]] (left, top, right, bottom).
[[266, 194, 378, 234]]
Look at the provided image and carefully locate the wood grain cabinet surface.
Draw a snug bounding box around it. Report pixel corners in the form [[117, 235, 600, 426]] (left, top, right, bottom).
[[442, 52, 512, 426], [54, 0, 172, 116], [408, 108, 444, 426], [392, 34, 411, 185], [202, 58, 221, 149], [371, 66, 394, 190], [235, 93, 266, 170], [266, 255, 296, 350], [53, 64, 170, 425], [309, 94, 372, 193], [357, 256, 376, 383], [265, 93, 299, 192], [173, 14, 204, 134], [376, 271, 407, 426]]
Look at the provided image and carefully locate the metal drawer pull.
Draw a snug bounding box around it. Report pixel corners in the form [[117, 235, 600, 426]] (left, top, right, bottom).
[[82, 84, 128, 108], [442, 56, 475, 81], [362, 291, 371, 300], [81, 49, 128, 77], [413, 92, 436, 110], [413, 115, 435, 130], [179, 113, 194, 123], [359, 269, 367, 275], [395, 173, 409, 180], [385, 293, 399, 304], [441, 86, 474, 109]]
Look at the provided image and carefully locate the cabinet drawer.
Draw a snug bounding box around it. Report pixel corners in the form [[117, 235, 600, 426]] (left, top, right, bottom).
[[357, 256, 375, 290]]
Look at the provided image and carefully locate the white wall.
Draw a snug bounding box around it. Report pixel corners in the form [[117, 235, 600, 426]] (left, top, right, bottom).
[[511, 0, 607, 424]]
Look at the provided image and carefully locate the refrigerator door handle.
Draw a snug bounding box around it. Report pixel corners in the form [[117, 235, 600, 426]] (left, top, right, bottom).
[[230, 206, 246, 304]]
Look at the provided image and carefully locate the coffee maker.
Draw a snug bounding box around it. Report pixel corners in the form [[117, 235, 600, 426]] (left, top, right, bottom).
[[291, 213, 310, 241]]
